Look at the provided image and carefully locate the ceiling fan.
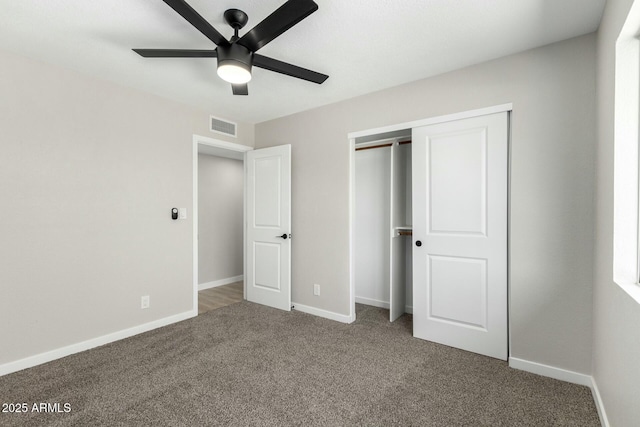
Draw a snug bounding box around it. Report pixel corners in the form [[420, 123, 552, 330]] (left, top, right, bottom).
[[133, 0, 329, 95]]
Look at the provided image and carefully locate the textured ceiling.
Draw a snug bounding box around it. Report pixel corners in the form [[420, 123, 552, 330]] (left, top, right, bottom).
[[0, 0, 606, 124]]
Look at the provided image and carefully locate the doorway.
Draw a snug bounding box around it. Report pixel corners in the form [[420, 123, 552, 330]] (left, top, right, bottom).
[[192, 135, 252, 316]]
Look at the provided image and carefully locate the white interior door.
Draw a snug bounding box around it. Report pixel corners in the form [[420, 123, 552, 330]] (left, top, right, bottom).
[[412, 112, 508, 360], [245, 145, 291, 311]]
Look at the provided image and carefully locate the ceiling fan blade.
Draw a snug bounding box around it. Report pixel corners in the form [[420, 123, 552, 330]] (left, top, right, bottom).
[[133, 49, 217, 58], [237, 0, 318, 52], [162, 0, 228, 46], [253, 54, 328, 84], [232, 84, 249, 95]]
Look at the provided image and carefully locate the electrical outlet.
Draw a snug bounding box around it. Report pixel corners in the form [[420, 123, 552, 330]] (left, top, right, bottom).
[[313, 284, 320, 296], [141, 295, 150, 309]]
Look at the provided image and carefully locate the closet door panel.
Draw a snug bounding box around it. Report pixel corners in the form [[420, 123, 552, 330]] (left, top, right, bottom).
[[390, 142, 412, 321], [412, 112, 508, 361], [390, 233, 407, 321]]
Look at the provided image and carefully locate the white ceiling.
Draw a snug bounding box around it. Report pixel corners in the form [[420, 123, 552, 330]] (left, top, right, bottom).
[[0, 0, 606, 124]]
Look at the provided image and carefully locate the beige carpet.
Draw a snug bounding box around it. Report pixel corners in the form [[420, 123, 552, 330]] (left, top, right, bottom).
[[0, 302, 599, 426]]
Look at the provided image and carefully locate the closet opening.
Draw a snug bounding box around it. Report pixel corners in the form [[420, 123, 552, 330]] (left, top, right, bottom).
[[354, 129, 413, 324], [348, 104, 511, 360]]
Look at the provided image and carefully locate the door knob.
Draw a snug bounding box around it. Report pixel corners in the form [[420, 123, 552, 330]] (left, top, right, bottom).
[[277, 233, 289, 239], [415, 240, 422, 247]]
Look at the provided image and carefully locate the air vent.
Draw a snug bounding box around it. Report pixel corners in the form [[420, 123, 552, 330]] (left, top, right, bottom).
[[210, 115, 237, 138]]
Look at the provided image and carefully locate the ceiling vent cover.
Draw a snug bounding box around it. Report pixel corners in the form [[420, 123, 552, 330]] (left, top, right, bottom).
[[210, 115, 237, 138]]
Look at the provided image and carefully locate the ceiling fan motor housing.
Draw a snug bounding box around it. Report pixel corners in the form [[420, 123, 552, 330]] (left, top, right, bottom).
[[217, 43, 253, 70]]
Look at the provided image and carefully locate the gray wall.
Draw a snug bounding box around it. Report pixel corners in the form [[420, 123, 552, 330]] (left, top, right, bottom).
[[594, 0, 640, 424], [198, 154, 244, 284], [256, 34, 597, 374], [0, 49, 253, 365]]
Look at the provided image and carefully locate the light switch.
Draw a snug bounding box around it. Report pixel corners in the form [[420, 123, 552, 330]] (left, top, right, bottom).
[[179, 208, 187, 219]]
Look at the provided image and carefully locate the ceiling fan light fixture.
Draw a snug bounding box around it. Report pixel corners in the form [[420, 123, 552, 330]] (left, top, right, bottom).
[[217, 61, 252, 84], [133, 0, 328, 95], [216, 43, 253, 84]]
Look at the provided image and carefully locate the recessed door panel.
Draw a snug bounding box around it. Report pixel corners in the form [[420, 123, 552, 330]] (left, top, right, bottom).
[[428, 255, 487, 329], [254, 156, 281, 228], [429, 129, 487, 236], [253, 242, 281, 291]]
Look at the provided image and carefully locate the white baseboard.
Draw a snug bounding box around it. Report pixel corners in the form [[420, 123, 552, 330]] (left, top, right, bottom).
[[292, 302, 354, 324], [356, 297, 413, 314], [355, 296, 389, 309], [0, 310, 195, 377], [590, 377, 610, 427], [198, 275, 243, 291], [509, 357, 610, 426], [509, 357, 592, 387], [354, 298, 413, 315]]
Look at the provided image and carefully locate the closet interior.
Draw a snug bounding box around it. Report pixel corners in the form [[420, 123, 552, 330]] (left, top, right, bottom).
[[354, 129, 413, 322]]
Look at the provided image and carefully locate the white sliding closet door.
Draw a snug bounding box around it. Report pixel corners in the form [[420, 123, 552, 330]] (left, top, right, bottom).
[[412, 112, 508, 360], [390, 142, 412, 322]]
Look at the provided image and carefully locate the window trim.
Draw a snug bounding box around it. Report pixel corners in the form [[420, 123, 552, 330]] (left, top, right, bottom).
[[613, 0, 640, 304]]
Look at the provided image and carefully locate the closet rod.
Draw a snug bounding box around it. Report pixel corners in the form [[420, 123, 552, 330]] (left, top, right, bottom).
[[355, 143, 393, 151], [355, 139, 412, 152]]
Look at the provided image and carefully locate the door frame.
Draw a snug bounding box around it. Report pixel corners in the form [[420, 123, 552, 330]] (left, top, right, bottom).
[[192, 134, 253, 316], [347, 103, 512, 342]]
